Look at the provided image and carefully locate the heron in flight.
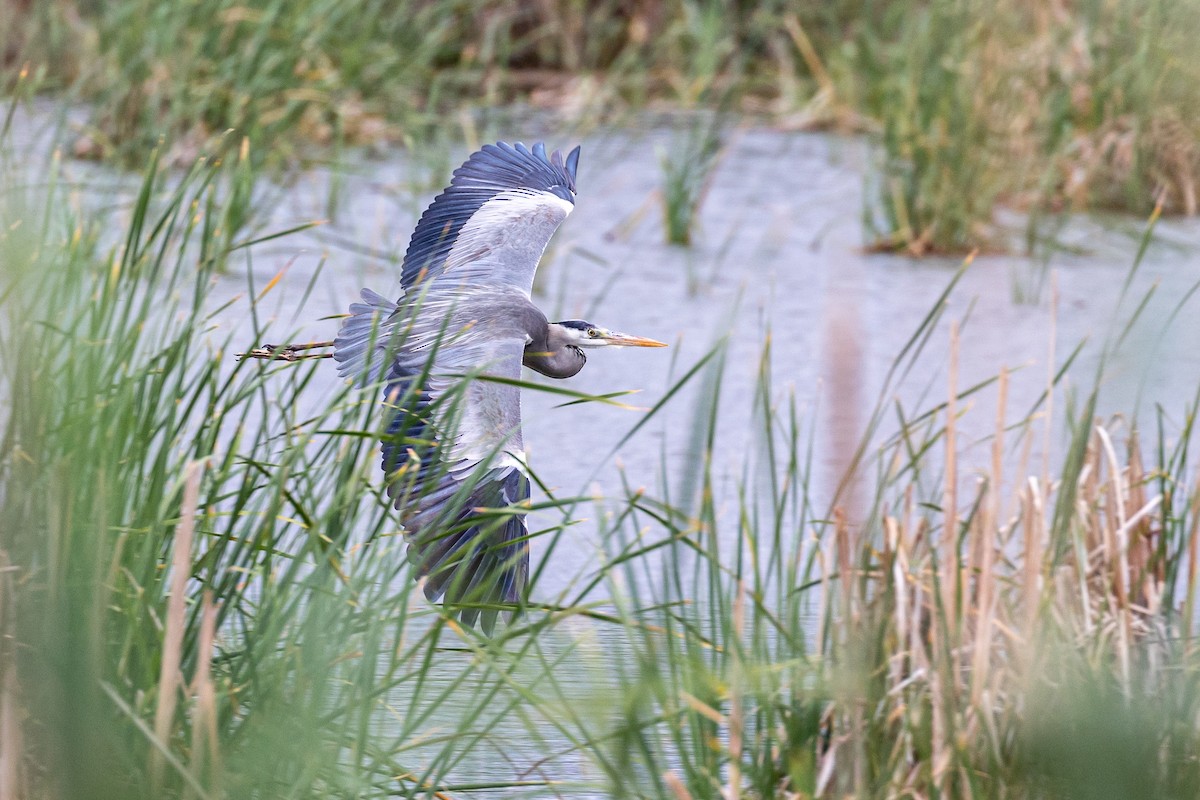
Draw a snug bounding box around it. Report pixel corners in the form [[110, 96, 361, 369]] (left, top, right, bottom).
[[244, 142, 665, 633]]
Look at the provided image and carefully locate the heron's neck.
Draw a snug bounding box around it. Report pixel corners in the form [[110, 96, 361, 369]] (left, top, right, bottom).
[[523, 323, 587, 379]]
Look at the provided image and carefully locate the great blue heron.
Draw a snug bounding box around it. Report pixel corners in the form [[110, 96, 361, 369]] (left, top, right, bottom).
[[243, 142, 666, 633]]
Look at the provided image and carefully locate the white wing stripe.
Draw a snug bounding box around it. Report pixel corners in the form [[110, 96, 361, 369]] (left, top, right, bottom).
[[442, 189, 574, 297]]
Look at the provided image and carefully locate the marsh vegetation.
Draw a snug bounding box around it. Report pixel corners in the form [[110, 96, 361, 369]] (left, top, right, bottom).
[[7, 0, 1200, 250], [4, 3, 1200, 799]]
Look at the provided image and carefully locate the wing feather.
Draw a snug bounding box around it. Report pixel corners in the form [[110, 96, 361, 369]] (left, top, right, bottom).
[[399, 141, 580, 293]]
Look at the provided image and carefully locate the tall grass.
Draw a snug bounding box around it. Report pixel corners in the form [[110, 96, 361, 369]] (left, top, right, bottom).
[[7, 0, 1200, 247], [5, 109, 1200, 799], [0, 147, 603, 797], [659, 112, 724, 247], [860, 0, 1200, 253], [862, 0, 997, 254], [538, 250, 1200, 799], [1037, 0, 1200, 216]]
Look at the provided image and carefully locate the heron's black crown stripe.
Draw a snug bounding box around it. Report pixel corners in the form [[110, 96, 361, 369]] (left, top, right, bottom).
[[399, 141, 581, 290]]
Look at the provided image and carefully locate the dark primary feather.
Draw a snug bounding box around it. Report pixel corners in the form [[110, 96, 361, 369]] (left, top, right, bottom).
[[399, 141, 580, 290]]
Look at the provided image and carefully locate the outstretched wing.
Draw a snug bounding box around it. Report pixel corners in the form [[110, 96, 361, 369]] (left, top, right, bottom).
[[399, 141, 580, 295], [334, 142, 579, 633]]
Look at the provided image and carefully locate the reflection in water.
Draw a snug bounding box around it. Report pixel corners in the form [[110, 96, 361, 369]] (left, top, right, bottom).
[[821, 260, 867, 528]]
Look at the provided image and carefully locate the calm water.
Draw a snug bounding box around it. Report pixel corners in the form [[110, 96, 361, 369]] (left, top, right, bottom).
[[9, 103, 1200, 794]]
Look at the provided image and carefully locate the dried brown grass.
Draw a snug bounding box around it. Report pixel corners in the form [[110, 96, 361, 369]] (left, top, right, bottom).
[[812, 358, 1187, 797]]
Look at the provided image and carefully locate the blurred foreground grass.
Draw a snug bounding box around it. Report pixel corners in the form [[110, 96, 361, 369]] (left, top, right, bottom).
[[5, 0, 1200, 252], [3, 123, 1200, 798]]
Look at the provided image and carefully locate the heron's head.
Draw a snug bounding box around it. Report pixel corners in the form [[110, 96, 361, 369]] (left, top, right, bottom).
[[551, 319, 668, 349]]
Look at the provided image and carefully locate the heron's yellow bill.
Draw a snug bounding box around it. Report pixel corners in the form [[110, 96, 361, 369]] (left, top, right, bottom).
[[603, 332, 668, 348]]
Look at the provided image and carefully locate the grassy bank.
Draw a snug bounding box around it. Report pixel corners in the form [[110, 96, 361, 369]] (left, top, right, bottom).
[[2, 129, 1200, 799], [5, 0, 1200, 252]]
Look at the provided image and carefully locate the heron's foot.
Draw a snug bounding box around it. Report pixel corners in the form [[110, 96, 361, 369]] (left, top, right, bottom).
[[236, 341, 334, 362]]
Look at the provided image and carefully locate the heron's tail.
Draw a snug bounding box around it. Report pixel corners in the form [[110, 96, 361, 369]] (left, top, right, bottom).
[[333, 288, 401, 387]]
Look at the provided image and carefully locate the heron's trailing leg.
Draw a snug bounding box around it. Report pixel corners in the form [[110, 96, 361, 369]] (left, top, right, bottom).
[[237, 340, 335, 362]]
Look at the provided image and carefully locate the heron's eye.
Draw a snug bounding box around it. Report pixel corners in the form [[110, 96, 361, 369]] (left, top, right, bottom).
[[587, 328, 600, 338]]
